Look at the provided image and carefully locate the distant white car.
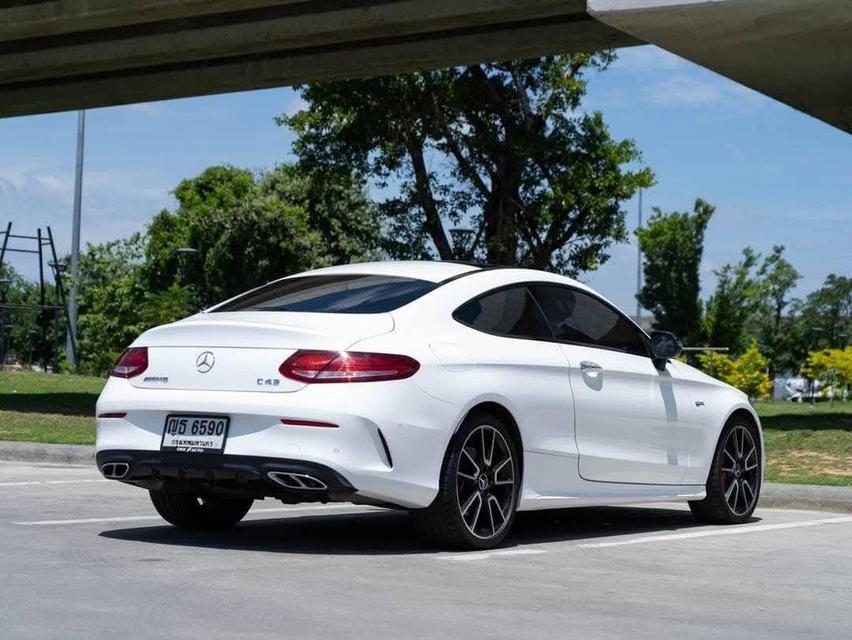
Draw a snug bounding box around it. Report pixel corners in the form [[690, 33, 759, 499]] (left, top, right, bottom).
[[96, 261, 763, 549]]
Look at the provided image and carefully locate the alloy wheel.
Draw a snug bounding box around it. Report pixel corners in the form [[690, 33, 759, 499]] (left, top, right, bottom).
[[720, 425, 760, 516], [455, 425, 516, 540]]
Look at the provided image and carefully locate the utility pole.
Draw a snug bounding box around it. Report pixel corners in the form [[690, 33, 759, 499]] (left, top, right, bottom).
[[67, 110, 85, 368], [635, 188, 643, 322]]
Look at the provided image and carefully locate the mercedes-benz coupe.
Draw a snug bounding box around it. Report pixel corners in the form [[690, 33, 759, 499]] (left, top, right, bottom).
[[96, 261, 762, 549]]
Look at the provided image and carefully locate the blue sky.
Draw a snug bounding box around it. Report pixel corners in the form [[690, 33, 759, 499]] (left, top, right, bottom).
[[0, 45, 849, 312]]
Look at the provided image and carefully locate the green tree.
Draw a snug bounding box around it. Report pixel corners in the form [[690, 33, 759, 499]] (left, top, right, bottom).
[[727, 342, 773, 400], [752, 245, 801, 375], [0, 263, 61, 369], [697, 342, 772, 400], [636, 199, 714, 343], [280, 54, 653, 274], [803, 347, 852, 403], [705, 247, 763, 354], [144, 164, 381, 306], [75, 235, 149, 375], [799, 274, 852, 350]]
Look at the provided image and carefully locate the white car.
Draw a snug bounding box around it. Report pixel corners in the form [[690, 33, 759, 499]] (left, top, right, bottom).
[[96, 261, 763, 549]]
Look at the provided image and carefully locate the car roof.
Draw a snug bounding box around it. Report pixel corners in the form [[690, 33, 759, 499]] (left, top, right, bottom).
[[293, 260, 482, 283]]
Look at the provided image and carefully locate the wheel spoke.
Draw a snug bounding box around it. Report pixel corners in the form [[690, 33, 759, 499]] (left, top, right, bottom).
[[724, 450, 737, 466], [469, 494, 483, 532], [744, 446, 757, 470], [725, 480, 737, 510], [461, 449, 480, 477], [458, 471, 478, 481], [742, 479, 755, 505], [493, 457, 513, 485], [488, 494, 506, 524], [460, 490, 480, 517], [721, 466, 736, 474]]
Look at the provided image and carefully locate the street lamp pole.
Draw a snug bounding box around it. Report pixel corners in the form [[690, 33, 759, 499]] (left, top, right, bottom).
[[67, 110, 85, 368]]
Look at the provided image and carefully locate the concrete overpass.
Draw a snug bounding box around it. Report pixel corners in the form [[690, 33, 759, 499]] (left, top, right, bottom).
[[1, 0, 850, 133]]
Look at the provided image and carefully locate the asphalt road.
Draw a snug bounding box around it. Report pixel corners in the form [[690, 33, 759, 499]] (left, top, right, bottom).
[[1, 460, 851, 640]]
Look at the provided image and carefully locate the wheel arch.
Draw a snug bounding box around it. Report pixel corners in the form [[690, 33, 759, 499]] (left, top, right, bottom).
[[456, 401, 525, 480], [717, 403, 765, 483]]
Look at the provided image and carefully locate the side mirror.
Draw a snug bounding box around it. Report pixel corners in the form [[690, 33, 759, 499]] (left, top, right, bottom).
[[650, 331, 683, 361]]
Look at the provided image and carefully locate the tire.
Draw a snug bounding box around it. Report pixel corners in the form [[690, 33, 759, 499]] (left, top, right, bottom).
[[149, 490, 253, 530], [410, 412, 521, 550], [689, 418, 761, 524]]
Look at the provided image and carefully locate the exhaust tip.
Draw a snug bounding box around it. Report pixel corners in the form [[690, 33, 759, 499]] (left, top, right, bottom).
[[100, 462, 130, 480], [267, 471, 327, 491]]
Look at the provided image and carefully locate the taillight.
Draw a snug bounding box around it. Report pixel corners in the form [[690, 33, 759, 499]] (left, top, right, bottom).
[[279, 350, 419, 383], [112, 347, 148, 379]]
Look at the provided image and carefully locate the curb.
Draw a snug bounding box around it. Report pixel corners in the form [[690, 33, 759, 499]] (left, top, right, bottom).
[[0, 442, 849, 513], [760, 482, 852, 514], [0, 441, 94, 466]]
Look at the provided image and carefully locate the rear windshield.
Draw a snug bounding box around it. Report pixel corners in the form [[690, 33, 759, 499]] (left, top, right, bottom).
[[210, 274, 439, 314]]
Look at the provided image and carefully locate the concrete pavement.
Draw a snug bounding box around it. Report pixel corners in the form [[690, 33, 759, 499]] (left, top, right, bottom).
[[1, 459, 851, 639]]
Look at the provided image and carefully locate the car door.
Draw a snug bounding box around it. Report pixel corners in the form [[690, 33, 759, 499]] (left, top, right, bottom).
[[530, 284, 693, 485], [450, 284, 578, 463]]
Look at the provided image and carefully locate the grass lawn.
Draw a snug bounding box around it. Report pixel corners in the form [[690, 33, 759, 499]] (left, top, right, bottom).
[[0, 371, 101, 445], [757, 400, 852, 486], [1, 371, 850, 486]]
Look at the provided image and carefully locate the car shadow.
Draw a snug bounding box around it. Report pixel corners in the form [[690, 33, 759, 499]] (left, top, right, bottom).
[[99, 504, 762, 556]]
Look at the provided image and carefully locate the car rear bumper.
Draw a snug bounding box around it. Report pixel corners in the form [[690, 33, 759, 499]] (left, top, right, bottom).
[[96, 449, 364, 504], [95, 377, 460, 509]]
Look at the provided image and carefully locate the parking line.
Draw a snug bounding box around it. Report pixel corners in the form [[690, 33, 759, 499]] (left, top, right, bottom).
[[0, 479, 109, 487], [438, 548, 547, 562], [13, 504, 376, 526], [577, 516, 852, 549]]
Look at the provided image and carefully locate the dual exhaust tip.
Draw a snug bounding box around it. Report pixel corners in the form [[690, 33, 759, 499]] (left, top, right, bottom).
[[267, 471, 327, 491], [100, 463, 326, 491], [100, 462, 130, 480]]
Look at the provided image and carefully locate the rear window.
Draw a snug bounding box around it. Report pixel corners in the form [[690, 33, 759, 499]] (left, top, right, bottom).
[[210, 275, 439, 314]]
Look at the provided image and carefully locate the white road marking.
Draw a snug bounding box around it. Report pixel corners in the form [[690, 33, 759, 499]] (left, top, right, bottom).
[[0, 479, 109, 487], [438, 548, 547, 562], [578, 516, 852, 549], [13, 504, 376, 526]]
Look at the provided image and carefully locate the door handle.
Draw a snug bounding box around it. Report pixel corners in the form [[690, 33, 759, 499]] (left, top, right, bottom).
[[580, 361, 603, 373]]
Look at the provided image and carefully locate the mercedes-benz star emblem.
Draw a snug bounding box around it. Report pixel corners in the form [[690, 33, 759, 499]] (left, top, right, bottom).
[[195, 351, 215, 374]]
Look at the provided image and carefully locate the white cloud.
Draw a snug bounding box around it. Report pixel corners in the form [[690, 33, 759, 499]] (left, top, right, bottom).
[[640, 73, 762, 110], [284, 94, 308, 117], [0, 166, 171, 279], [123, 101, 165, 116], [611, 45, 688, 72]]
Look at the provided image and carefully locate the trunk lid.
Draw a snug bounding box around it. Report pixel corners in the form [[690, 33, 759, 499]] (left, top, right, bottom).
[[129, 311, 394, 393]]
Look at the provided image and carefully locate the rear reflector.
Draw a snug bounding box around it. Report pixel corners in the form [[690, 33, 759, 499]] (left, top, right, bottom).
[[279, 350, 419, 383], [111, 347, 148, 379], [281, 418, 339, 428], [98, 412, 127, 419]]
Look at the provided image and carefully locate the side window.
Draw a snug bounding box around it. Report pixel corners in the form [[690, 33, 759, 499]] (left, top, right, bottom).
[[454, 286, 553, 340], [531, 285, 648, 356]]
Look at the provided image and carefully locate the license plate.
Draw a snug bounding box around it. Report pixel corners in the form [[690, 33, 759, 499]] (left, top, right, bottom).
[[161, 414, 230, 454]]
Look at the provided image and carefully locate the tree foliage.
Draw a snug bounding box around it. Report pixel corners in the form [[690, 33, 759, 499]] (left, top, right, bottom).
[[752, 245, 801, 375], [280, 55, 652, 274], [75, 235, 149, 375], [144, 164, 381, 306], [697, 342, 772, 400], [798, 274, 852, 350], [636, 199, 714, 343], [802, 347, 852, 401], [705, 247, 763, 353]]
